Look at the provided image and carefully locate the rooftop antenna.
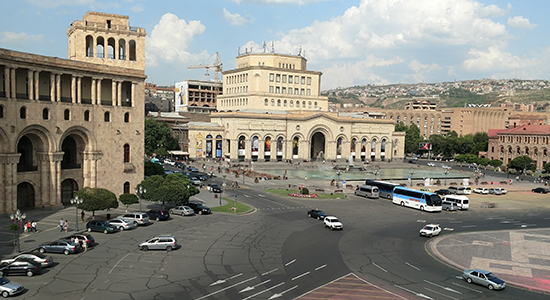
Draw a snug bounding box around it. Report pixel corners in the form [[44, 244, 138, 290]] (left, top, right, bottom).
[[271, 41, 275, 53], [238, 47, 240, 56], [298, 46, 302, 56], [262, 41, 267, 53]]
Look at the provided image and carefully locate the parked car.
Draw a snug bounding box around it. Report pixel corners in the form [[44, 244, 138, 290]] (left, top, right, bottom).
[[488, 188, 504, 195], [209, 184, 222, 193], [38, 240, 80, 255], [307, 209, 327, 220], [163, 159, 175, 166], [108, 218, 135, 231], [427, 162, 435, 167], [62, 233, 95, 247], [86, 220, 118, 234], [119, 212, 150, 226], [196, 174, 209, 181], [532, 187, 549, 194], [146, 210, 170, 221], [169, 206, 195, 216], [324, 216, 343, 230], [138, 235, 177, 251], [175, 162, 185, 169], [419, 224, 441, 237], [187, 166, 199, 172], [0, 261, 41, 277], [1, 253, 54, 268], [186, 202, 212, 215], [435, 189, 451, 196], [462, 269, 506, 290], [0, 277, 24, 298], [188, 177, 201, 186], [473, 187, 489, 194], [441, 200, 458, 211]]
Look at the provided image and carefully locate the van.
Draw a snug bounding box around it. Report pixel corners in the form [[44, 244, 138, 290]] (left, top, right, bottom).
[[448, 186, 466, 195], [441, 200, 458, 211], [354, 185, 379, 199], [463, 187, 472, 195], [443, 195, 469, 210]]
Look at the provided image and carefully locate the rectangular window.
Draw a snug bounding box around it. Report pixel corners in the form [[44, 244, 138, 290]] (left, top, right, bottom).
[[307, 77, 311, 85], [288, 75, 293, 83], [301, 76, 305, 84], [276, 74, 280, 82], [294, 88, 299, 94], [282, 75, 287, 83], [269, 73, 274, 82], [282, 87, 286, 94], [295, 76, 299, 84], [300, 89, 305, 95], [269, 86, 274, 93], [275, 87, 280, 93], [306, 89, 311, 96]]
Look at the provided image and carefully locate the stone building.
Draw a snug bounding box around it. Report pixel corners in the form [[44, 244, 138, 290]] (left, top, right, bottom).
[[0, 11, 146, 213]]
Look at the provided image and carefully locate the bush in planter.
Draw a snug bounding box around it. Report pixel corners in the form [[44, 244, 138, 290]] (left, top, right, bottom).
[[301, 187, 309, 195]]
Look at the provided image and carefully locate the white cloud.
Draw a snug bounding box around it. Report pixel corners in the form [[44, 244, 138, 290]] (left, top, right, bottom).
[[223, 8, 254, 26], [227, 0, 331, 4], [507, 16, 537, 30], [0, 32, 44, 46], [145, 13, 208, 67], [322, 55, 404, 88], [462, 46, 535, 71], [27, 0, 118, 9]]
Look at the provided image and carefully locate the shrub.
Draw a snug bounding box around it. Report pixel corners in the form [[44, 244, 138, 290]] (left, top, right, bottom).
[[301, 187, 309, 195]]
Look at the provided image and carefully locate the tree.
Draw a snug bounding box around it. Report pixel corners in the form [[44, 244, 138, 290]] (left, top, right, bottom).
[[138, 174, 200, 206], [76, 187, 119, 216], [394, 122, 408, 132], [543, 162, 550, 174], [405, 124, 421, 154], [508, 155, 535, 174], [144, 160, 165, 176], [489, 159, 502, 168], [478, 157, 491, 168], [144, 117, 179, 157], [119, 193, 139, 211]]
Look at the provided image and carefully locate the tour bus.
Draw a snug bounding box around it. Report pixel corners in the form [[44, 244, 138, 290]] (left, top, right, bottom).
[[392, 187, 442, 212], [354, 185, 380, 199], [365, 179, 399, 199]]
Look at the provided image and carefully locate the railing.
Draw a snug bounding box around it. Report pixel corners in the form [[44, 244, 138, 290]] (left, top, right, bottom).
[[100, 101, 113, 106], [17, 165, 38, 172], [0, 91, 5, 98], [81, 98, 92, 104], [39, 95, 51, 101], [16, 93, 29, 100], [60, 97, 72, 103], [123, 163, 135, 173], [61, 163, 81, 170]]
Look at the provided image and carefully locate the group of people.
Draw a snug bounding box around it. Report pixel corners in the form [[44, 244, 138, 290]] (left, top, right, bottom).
[[59, 219, 69, 232], [23, 220, 38, 233], [70, 236, 88, 252]]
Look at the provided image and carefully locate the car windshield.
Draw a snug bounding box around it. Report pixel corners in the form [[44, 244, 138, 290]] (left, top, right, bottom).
[[316, 210, 325, 214], [0, 278, 9, 285], [330, 218, 339, 222], [424, 226, 433, 230]]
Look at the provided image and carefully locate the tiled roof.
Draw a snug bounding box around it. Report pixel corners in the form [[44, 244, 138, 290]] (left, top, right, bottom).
[[500, 125, 550, 135]]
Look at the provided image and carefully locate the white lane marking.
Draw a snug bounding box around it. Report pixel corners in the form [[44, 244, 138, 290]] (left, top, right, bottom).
[[291, 271, 310, 281], [262, 268, 278, 276], [244, 194, 251, 198], [394, 284, 434, 299], [424, 287, 460, 300], [449, 221, 463, 223], [196, 276, 257, 300], [211, 274, 244, 287], [462, 225, 477, 228], [444, 227, 454, 231], [315, 265, 326, 271], [239, 279, 271, 293], [451, 282, 483, 293], [285, 259, 296, 266], [405, 262, 421, 271], [424, 280, 462, 294], [372, 262, 388, 272], [109, 253, 131, 274], [417, 220, 426, 223], [268, 285, 298, 299], [242, 282, 285, 300], [258, 194, 265, 197]]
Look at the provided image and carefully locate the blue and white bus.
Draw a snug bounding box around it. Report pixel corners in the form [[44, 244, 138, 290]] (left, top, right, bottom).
[[392, 187, 442, 212], [365, 179, 399, 199]]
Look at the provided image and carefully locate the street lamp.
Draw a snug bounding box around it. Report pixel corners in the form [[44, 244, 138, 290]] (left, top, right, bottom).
[[444, 168, 450, 185], [135, 186, 147, 212], [241, 167, 245, 185], [9, 209, 26, 253], [409, 170, 415, 186], [70, 196, 83, 232], [336, 170, 343, 188]]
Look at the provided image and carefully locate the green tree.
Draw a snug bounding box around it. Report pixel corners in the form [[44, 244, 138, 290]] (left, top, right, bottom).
[[144, 160, 165, 176], [76, 187, 119, 216], [139, 174, 200, 206], [478, 157, 491, 168], [119, 193, 139, 211], [394, 122, 408, 132], [544, 162, 550, 173], [144, 117, 179, 157], [508, 155, 535, 174], [428, 134, 445, 157], [488, 159, 502, 168], [405, 124, 421, 154]]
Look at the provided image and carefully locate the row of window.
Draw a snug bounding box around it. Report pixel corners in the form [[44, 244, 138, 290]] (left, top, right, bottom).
[[226, 86, 249, 94], [269, 74, 311, 85], [219, 98, 248, 107], [499, 136, 550, 144], [278, 62, 296, 69], [85, 35, 137, 61], [269, 86, 310, 96], [264, 98, 318, 109], [497, 146, 549, 156], [226, 74, 248, 85], [0, 105, 130, 123]]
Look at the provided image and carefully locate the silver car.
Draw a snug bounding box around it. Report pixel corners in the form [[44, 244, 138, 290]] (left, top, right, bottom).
[[139, 235, 177, 251], [169, 206, 195, 216], [0, 277, 24, 298], [108, 218, 135, 231], [1, 253, 54, 268], [463, 269, 506, 290], [119, 212, 150, 226]]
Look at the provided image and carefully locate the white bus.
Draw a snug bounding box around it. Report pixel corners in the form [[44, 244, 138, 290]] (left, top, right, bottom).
[[392, 187, 442, 212], [365, 179, 399, 199]]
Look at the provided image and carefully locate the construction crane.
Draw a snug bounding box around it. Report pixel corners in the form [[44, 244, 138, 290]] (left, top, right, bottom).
[[187, 52, 223, 82]]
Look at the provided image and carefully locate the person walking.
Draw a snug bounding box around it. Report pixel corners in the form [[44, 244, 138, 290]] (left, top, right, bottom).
[[63, 220, 69, 232], [74, 237, 79, 249], [31, 221, 37, 233], [82, 240, 88, 252], [59, 218, 64, 232], [81, 210, 85, 222]]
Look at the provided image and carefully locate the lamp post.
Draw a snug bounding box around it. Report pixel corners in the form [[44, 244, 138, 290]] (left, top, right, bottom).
[[221, 175, 227, 206], [336, 170, 343, 188], [444, 168, 450, 186], [9, 209, 26, 253], [136, 186, 147, 212], [241, 167, 245, 185], [409, 170, 415, 186], [70, 196, 83, 232]]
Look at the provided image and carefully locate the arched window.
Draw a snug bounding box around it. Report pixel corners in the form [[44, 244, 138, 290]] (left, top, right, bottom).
[[308, 101, 312, 108], [107, 38, 116, 59], [264, 98, 268, 106], [302, 101, 306, 108], [104, 112, 110, 122], [129, 40, 136, 61], [314, 102, 318, 109], [124, 112, 130, 123], [290, 100, 294, 107], [96, 36, 105, 58], [123, 182, 130, 194], [296, 101, 300, 107], [20, 107, 26, 119], [277, 99, 281, 106], [271, 99, 275, 106], [123, 144, 130, 163], [84, 110, 90, 121], [64, 109, 70, 120], [284, 100, 287, 107], [0, 105, 3, 118], [118, 39, 126, 60], [86, 35, 94, 57], [42, 108, 49, 120]]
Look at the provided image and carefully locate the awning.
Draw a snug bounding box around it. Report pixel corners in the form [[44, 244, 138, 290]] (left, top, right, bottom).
[[168, 150, 189, 155]]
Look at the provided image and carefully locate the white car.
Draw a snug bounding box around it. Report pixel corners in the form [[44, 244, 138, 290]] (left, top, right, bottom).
[[108, 218, 135, 231], [419, 224, 441, 237], [427, 162, 435, 167], [324, 216, 343, 230], [489, 187, 507, 195], [473, 187, 489, 194]]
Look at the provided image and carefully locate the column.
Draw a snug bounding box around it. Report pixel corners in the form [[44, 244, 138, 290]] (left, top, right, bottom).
[[10, 68, 16, 100], [56, 74, 61, 102], [49, 73, 55, 102], [116, 81, 122, 106], [131, 82, 136, 108], [91, 78, 96, 105], [111, 80, 117, 106], [77, 76, 82, 104], [83, 151, 103, 188], [27, 70, 34, 100], [3, 67, 10, 99], [96, 78, 102, 105], [33, 71, 39, 100], [0, 154, 20, 213], [71, 75, 76, 103]]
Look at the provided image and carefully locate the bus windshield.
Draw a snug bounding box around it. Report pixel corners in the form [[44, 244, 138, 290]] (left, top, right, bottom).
[[426, 195, 442, 206]]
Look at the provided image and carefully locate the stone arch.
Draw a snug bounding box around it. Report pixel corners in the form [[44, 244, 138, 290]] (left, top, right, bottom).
[[0, 127, 8, 153], [16, 125, 53, 171], [17, 182, 36, 209], [59, 126, 98, 153], [60, 178, 79, 206]]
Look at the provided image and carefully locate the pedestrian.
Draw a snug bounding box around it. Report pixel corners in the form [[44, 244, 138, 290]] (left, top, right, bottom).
[[63, 220, 69, 232], [31, 220, 37, 233], [23, 222, 28, 233], [82, 240, 87, 252], [59, 218, 64, 232], [74, 236, 79, 248], [81, 210, 85, 222]]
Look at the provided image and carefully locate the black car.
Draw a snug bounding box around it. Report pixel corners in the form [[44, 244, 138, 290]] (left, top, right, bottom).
[[186, 202, 211, 215], [146, 210, 170, 221], [532, 187, 549, 194], [435, 189, 451, 195], [210, 184, 222, 193], [86, 220, 118, 234], [175, 162, 185, 169], [0, 261, 42, 277], [197, 174, 209, 181], [307, 209, 327, 220]]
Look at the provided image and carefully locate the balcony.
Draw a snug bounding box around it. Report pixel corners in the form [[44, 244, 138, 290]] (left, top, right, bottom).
[[123, 162, 135, 173]]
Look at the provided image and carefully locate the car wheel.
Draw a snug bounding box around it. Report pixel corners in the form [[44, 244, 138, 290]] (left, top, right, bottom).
[[156, 217, 160, 221], [64, 249, 70, 255], [466, 278, 472, 284], [181, 212, 184, 216], [198, 211, 203, 215], [169, 210, 174, 214], [488, 284, 494, 290], [104, 229, 109, 234], [446, 207, 449, 211], [26, 270, 34, 277], [166, 246, 173, 251], [87, 227, 92, 232], [401, 201, 405, 207], [387, 195, 391, 200], [39, 247, 45, 253], [133, 221, 138, 227], [420, 206, 424, 211], [317, 216, 321, 220], [141, 246, 148, 251], [308, 213, 311, 218], [2, 290, 9, 298], [119, 226, 124, 231]]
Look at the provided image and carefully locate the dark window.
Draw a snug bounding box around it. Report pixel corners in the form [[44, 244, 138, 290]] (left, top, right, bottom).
[[20, 107, 26, 119], [0, 105, 3, 118], [123, 182, 130, 194], [42, 108, 49, 120], [64, 109, 70, 120], [124, 112, 130, 123], [84, 110, 90, 121], [104, 112, 110, 122], [123, 144, 130, 163]]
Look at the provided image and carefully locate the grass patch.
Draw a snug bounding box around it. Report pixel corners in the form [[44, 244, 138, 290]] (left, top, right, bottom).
[[266, 189, 346, 199], [210, 198, 252, 214]]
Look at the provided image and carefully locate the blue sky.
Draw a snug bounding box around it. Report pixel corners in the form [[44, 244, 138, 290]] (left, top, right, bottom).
[[1, 0, 549, 90]]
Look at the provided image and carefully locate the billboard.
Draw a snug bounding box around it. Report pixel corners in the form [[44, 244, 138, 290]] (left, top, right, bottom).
[[174, 81, 189, 112], [419, 142, 432, 151]]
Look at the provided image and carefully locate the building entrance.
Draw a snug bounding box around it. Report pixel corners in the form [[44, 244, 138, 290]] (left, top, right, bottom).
[[311, 132, 326, 161]]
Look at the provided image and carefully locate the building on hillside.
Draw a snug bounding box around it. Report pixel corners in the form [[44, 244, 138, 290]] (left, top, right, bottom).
[[174, 80, 222, 112], [404, 100, 437, 110], [0, 11, 146, 213], [486, 125, 550, 170]]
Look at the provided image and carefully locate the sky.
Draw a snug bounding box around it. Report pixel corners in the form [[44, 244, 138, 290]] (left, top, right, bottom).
[[1, 0, 550, 90]]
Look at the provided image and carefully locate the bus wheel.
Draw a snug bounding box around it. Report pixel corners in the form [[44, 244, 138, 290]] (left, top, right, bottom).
[[420, 206, 424, 211], [400, 202, 404, 207]]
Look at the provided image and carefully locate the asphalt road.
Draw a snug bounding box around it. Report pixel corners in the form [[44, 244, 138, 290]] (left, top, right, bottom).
[[4, 171, 550, 300]]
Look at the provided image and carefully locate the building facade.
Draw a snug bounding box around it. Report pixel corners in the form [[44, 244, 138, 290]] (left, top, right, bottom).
[[174, 80, 222, 112], [0, 11, 146, 213]]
